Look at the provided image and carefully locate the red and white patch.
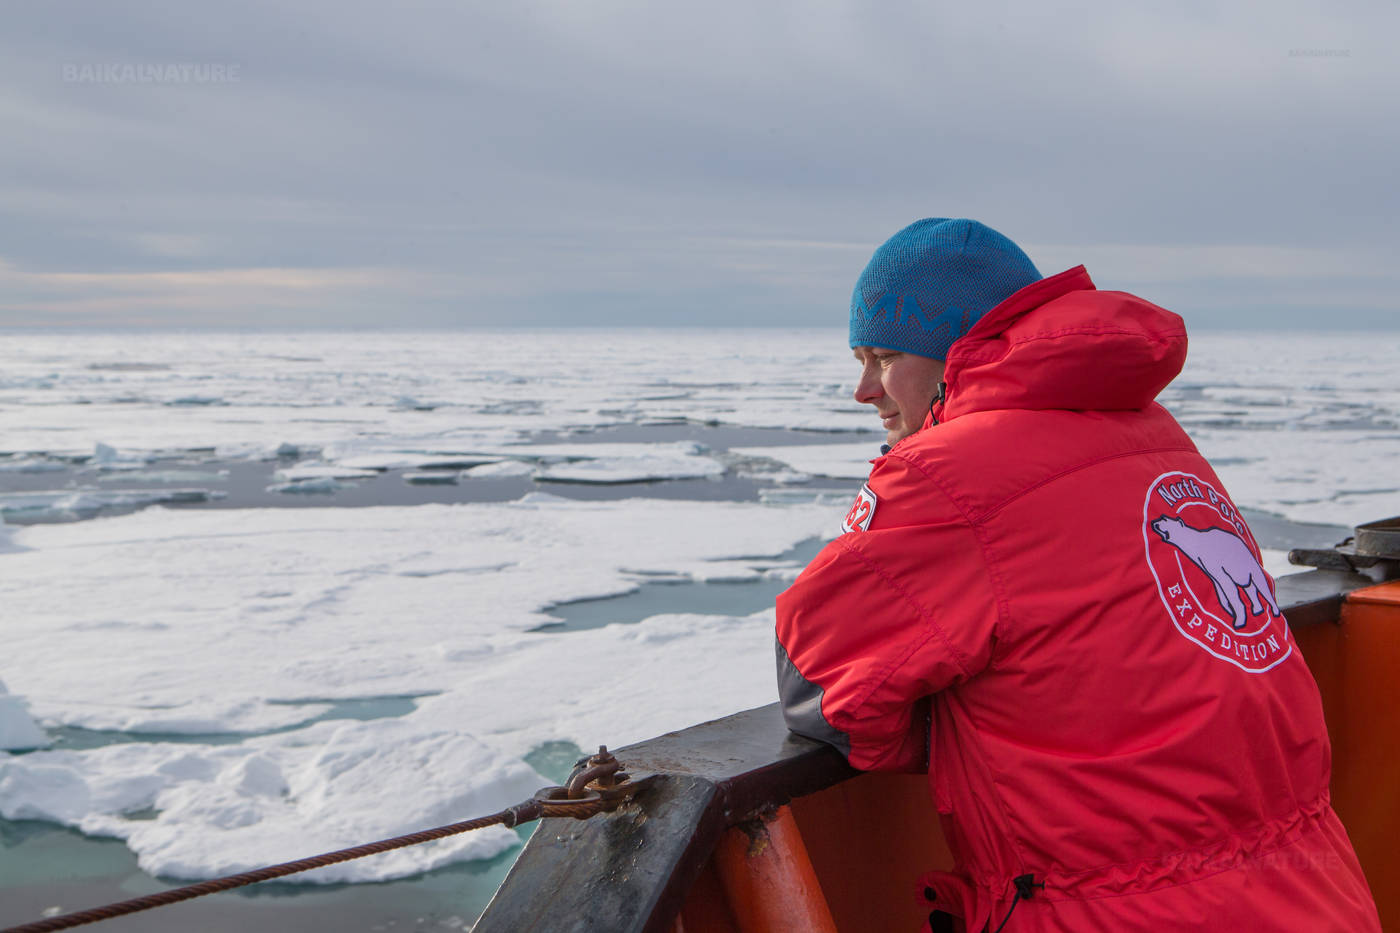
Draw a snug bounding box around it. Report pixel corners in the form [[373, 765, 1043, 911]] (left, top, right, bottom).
[[842, 484, 878, 533], [1142, 471, 1291, 673]]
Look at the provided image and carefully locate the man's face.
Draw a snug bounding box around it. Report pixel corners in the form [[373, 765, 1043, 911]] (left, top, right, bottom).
[[852, 346, 947, 447]]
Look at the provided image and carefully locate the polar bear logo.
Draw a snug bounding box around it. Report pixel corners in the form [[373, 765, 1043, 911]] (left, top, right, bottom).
[[1151, 516, 1279, 630]]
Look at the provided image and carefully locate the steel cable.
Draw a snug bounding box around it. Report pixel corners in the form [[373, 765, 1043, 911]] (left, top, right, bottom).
[[2, 794, 608, 933]]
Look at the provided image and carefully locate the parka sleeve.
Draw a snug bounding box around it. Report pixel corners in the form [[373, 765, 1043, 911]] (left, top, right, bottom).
[[775, 455, 1001, 772]]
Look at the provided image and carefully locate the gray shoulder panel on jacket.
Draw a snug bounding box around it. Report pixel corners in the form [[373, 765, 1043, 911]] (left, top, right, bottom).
[[775, 636, 851, 758]]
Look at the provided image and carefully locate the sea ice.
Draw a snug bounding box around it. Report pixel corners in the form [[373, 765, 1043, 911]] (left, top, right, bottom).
[[92, 442, 149, 472], [273, 461, 382, 482], [0, 720, 541, 882], [266, 478, 350, 495], [0, 457, 65, 474], [1190, 428, 1400, 528], [1261, 549, 1296, 580], [729, 442, 879, 481], [335, 453, 501, 471], [318, 440, 513, 472], [0, 680, 49, 751], [2, 330, 1393, 528], [0, 496, 838, 880], [95, 469, 228, 485], [464, 460, 534, 478], [0, 518, 24, 555], [0, 489, 218, 523], [0, 329, 866, 459], [0, 328, 1396, 889], [532, 442, 724, 484]]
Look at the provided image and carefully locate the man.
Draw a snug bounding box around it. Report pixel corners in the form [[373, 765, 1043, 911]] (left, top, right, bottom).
[[775, 219, 1380, 931]]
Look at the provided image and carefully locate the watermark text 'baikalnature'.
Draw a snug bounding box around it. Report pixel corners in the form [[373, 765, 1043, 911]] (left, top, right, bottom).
[[62, 62, 241, 84]]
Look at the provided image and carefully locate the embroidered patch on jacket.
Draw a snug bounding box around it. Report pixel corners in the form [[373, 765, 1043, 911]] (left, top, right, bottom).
[[1142, 471, 1291, 673], [842, 484, 877, 533]]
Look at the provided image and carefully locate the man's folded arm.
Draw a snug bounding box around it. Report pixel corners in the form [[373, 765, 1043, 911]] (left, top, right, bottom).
[[775, 521, 998, 772]]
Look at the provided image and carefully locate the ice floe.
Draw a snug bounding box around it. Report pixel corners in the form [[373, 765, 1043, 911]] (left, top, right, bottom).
[[92, 442, 150, 472], [729, 441, 879, 481], [273, 461, 382, 482], [0, 457, 66, 474], [0, 721, 539, 882], [0, 681, 48, 751], [464, 461, 535, 478], [0, 496, 839, 881], [331, 451, 501, 472], [0, 489, 221, 523], [532, 442, 724, 484], [0, 519, 22, 555], [266, 477, 349, 495]]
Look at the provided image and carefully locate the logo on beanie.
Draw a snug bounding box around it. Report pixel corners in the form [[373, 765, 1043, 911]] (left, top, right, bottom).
[[1142, 472, 1291, 673], [842, 484, 877, 533], [852, 293, 968, 340]]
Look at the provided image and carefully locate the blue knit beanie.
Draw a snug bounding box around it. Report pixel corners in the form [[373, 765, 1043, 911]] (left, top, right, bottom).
[[849, 218, 1042, 359]]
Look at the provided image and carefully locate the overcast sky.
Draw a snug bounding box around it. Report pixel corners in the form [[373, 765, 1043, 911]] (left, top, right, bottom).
[[2, 0, 1397, 329]]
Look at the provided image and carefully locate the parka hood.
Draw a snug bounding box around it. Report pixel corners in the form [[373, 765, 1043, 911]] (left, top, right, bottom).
[[939, 266, 1188, 421]]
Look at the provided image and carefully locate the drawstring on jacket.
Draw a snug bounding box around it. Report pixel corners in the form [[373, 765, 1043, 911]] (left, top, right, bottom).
[[987, 874, 1045, 933], [930, 380, 947, 425]]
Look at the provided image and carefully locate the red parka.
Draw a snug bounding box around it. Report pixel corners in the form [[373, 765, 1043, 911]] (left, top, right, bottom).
[[775, 267, 1380, 932]]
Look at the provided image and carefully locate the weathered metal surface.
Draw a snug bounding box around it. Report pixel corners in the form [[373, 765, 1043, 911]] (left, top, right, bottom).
[[475, 774, 720, 933], [1355, 517, 1400, 560], [1289, 516, 1400, 580], [474, 706, 853, 933], [617, 704, 858, 822], [476, 569, 1368, 932], [1277, 569, 1377, 627]]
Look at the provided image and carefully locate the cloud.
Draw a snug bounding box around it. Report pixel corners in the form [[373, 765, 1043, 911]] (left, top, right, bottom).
[[129, 233, 217, 258], [0, 259, 417, 325], [1029, 244, 1396, 284], [0, 0, 1396, 327]]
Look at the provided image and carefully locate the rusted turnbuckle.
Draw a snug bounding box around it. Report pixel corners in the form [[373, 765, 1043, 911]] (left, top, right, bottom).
[[526, 746, 640, 821]]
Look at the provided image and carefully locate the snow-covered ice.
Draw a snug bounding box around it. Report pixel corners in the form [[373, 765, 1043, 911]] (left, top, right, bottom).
[[464, 461, 534, 478], [0, 518, 24, 555], [92, 442, 150, 471], [0, 457, 65, 474], [272, 462, 382, 482], [0, 719, 543, 883], [0, 681, 49, 751], [533, 441, 725, 484], [0, 489, 220, 523], [0, 330, 867, 459], [1, 329, 1395, 524], [0, 496, 839, 881], [729, 442, 879, 481]]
